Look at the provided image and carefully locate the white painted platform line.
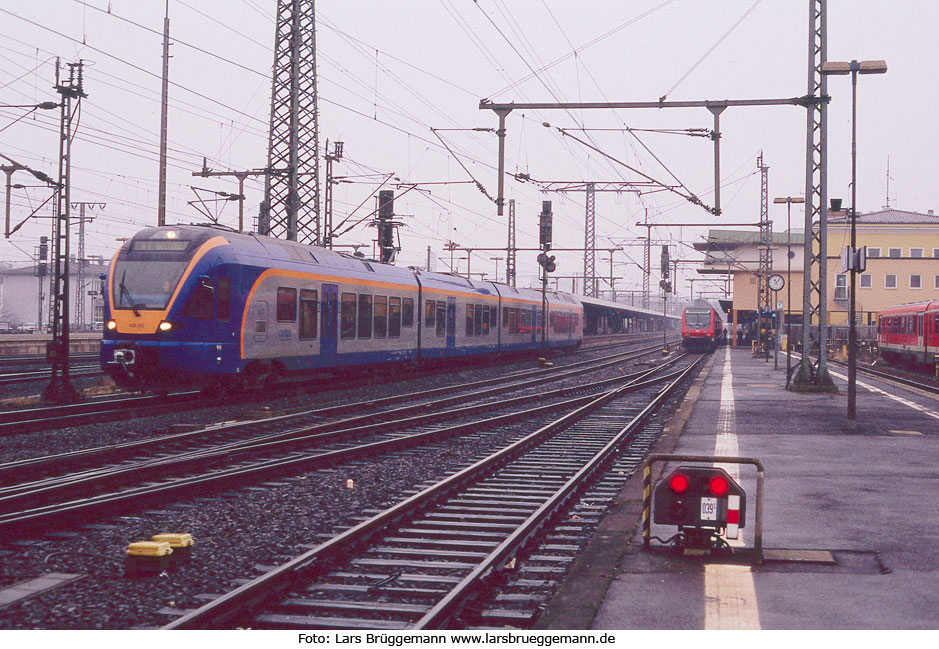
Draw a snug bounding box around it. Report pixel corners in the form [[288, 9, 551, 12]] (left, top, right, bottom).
[[827, 367, 939, 423], [704, 346, 760, 630]]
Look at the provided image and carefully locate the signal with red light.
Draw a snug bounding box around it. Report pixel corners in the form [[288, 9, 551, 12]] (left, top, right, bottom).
[[669, 474, 689, 494]]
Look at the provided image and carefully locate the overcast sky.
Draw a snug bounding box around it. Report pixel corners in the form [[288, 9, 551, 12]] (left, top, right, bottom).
[[1, 1, 936, 298]]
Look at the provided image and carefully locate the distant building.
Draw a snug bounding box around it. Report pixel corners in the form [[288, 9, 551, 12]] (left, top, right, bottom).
[[695, 207, 939, 338], [0, 260, 109, 331], [827, 208, 939, 325]]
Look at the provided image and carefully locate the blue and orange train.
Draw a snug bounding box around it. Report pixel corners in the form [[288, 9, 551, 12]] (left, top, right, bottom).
[[101, 225, 584, 391]]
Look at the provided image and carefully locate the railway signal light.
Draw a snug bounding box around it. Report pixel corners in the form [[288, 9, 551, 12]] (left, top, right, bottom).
[[537, 252, 557, 273], [539, 201, 553, 249], [660, 245, 669, 277], [653, 466, 745, 533]]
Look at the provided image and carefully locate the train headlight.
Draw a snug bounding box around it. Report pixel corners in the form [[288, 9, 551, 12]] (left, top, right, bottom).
[[106, 320, 117, 331], [158, 321, 173, 332]]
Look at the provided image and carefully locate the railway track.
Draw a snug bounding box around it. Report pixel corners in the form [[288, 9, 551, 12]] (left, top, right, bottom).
[[827, 357, 939, 395], [0, 346, 692, 541], [0, 364, 102, 387], [161, 354, 703, 629], [0, 334, 677, 437]]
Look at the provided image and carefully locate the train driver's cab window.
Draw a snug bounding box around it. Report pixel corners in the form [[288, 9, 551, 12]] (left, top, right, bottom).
[[299, 289, 318, 339], [183, 276, 215, 320], [276, 287, 297, 322]]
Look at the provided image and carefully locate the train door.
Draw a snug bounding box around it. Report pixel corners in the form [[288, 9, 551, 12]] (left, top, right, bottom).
[[530, 306, 537, 345], [321, 284, 338, 357], [446, 297, 456, 348], [251, 301, 269, 343]]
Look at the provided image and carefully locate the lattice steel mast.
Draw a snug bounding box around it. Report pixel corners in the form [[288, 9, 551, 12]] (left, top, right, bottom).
[[261, 0, 321, 243], [793, 0, 835, 390], [583, 183, 597, 297], [756, 154, 771, 357]]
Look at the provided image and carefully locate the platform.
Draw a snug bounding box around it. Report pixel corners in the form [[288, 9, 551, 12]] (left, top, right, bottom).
[[537, 346, 939, 630]]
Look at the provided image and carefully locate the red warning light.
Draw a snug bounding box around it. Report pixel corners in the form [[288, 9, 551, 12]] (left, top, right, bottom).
[[709, 475, 729, 497], [669, 474, 689, 494]]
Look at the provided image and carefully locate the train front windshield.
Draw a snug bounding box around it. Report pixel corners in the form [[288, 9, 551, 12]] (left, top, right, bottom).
[[684, 310, 711, 328], [112, 238, 193, 310]]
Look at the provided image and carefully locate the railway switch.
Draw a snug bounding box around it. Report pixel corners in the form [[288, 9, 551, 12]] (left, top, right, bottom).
[[652, 466, 746, 550]]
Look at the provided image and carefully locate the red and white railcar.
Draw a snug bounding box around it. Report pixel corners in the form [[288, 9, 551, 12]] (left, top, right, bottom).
[[877, 300, 939, 366], [681, 300, 726, 351]]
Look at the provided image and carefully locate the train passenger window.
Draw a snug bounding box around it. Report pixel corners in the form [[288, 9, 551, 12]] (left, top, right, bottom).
[[358, 294, 373, 338], [520, 309, 531, 333], [183, 278, 215, 321], [474, 304, 483, 337], [436, 302, 446, 338], [217, 277, 231, 321], [276, 287, 297, 322], [466, 305, 474, 336], [536, 309, 543, 335], [503, 307, 510, 329], [491, 306, 498, 330], [481, 304, 489, 336], [340, 293, 357, 339], [374, 296, 388, 338], [299, 289, 318, 340], [425, 300, 436, 328], [389, 297, 401, 338], [402, 298, 414, 327]]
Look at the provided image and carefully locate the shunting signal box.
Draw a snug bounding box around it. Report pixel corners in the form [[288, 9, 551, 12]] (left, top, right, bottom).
[[653, 466, 746, 537]]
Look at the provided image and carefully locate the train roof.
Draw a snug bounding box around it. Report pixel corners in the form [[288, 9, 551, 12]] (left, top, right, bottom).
[[878, 300, 939, 315], [577, 294, 680, 320]]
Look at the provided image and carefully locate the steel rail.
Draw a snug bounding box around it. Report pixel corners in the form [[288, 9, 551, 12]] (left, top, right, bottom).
[[163, 356, 701, 629], [0, 340, 675, 484], [0, 354, 689, 521]]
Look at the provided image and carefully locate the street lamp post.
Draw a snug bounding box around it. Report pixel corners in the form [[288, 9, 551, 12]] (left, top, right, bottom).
[[774, 195, 805, 388], [821, 59, 888, 430]]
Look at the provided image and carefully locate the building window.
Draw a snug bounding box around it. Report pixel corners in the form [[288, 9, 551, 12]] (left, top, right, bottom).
[[911, 274, 922, 289], [860, 273, 872, 289], [867, 247, 881, 258], [933, 248, 939, 258], [885, 274, 897, 289], [888, 248, 902, 258], [834, 274, 848, 301], [935, 275, 939, 289], [910, 248, 924, 258]]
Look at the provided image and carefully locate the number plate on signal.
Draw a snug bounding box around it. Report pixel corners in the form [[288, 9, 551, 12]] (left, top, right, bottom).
[[700, 497, 718, 521]]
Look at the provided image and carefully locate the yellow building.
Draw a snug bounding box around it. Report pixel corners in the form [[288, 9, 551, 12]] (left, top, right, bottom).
[[827, 208, 939, 325], [695, 208, 939, 339], [694, 229, 804, 341], [694, 209, 939, 339]]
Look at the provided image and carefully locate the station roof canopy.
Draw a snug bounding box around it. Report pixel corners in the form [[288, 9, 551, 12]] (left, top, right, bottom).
[[692, 229, 804, 252]]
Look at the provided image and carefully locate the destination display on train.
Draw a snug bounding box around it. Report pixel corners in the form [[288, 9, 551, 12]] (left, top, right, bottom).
[[131, 240, 190, 252]]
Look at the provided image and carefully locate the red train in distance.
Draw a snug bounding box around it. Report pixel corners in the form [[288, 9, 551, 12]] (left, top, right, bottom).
[[876, 299, 939, 366], [681, 300, 727, 351]]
